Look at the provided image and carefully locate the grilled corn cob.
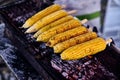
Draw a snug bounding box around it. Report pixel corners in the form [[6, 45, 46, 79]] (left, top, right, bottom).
[[61, 37, 106, 60], [33, 15, 73, 38], [36, 19, 82, 42], [53, 32, 97, 53], [25, 10, 69, 33], [22, 4, 62, 28], [47, 26, 88, 47]]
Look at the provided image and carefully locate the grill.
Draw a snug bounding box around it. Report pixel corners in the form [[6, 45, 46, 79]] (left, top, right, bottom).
[[0, 0, 120, 80]]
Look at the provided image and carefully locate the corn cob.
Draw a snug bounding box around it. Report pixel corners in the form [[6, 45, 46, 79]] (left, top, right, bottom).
[[36, 19, 82, 42], [33, 15, 74, 38], [22, 4, 62, 28], [61, 37, 106, 60], [47, 26, 88, 47], [25, 10, 69, 33], [53, 32, 97, 53]]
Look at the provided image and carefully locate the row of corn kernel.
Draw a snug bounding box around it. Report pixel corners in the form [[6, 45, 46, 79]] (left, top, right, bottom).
[[22, 4, 108, 60]]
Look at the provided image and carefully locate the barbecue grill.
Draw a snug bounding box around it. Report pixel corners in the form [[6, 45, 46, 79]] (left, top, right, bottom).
[[0, 0, 120, 80]]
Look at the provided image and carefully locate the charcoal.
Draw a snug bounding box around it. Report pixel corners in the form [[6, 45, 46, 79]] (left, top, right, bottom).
[[93, 26, 98, 33], [51, 55, 117, 80]]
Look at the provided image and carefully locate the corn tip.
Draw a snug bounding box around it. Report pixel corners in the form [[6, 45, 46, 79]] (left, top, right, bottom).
[[33, 34, 37, 38], [24, 31, 27, 34], [22, 23, 30, 28], [36, 39, 39, 42], [19, 27, 24, 29], [60, 53, 66, 60], [25, 26, 36, 33]]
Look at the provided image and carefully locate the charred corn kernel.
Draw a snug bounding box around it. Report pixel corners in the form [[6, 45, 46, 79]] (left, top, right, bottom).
[[37, 19, 82, 42], [33, 15, 73, 38], [61, 37, 106, 60], [53, 32, 97, 53], [47, 26, 88, 47], [22, 4, 62, 28], [25, 10, 69, 33]]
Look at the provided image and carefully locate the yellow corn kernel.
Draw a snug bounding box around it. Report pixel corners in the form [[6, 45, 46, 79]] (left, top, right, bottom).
[[53, 32, 97, 53], [47, 26, 88, 47], [33, 15, 73, 38], [22, 4, 62, 28], [36, 19, 82, 42], [61, 37, 106, 60], [25, 10, 69, 33]]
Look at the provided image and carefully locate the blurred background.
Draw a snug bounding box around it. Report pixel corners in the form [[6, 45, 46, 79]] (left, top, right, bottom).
[[0, 0, 120, 80]]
